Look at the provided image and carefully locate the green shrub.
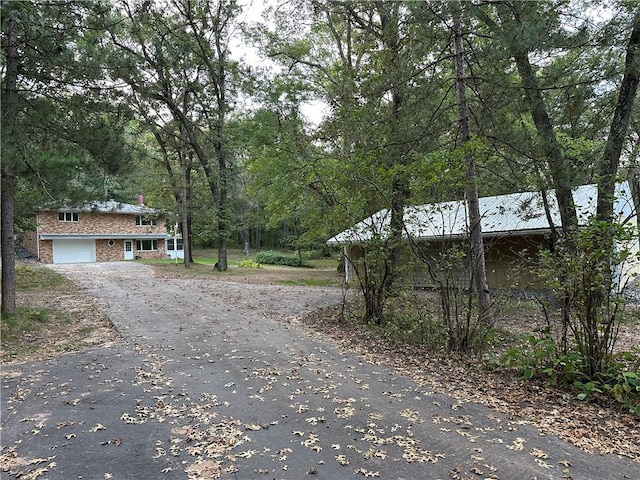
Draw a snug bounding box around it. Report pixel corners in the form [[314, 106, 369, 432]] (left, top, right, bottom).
[[498, 328, 640, 413], [255, 251, 313, 268], [238, 259, 262, 268]]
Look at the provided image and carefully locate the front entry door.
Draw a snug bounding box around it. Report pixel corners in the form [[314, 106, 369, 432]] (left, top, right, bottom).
[[124, 240, 134, 260]]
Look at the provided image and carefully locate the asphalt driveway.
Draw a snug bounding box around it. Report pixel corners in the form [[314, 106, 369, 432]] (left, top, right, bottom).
[[1, 262, 638, 479]]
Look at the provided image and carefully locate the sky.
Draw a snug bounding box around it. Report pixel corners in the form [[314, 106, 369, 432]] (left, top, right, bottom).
[[233, 0, 328, 126]]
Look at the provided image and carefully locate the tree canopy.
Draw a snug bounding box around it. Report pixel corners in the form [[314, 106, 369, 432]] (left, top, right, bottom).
[[3, 0, 639, 338]]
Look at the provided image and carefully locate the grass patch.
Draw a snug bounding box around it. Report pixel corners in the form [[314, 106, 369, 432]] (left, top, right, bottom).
[[78, 326, 94, 335], [278, 278, 335, 287], [1, 306, 51, 342], [196, 248, 337, 266], [2, 262, 117, 363], [15, 263, 70, 291], [138, 256, 243, 268], [621, 306, 640, 327]]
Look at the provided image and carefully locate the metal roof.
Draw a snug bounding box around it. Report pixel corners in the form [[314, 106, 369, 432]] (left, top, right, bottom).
[[41, 200, 160, 215], [327, 183, 636, 246]]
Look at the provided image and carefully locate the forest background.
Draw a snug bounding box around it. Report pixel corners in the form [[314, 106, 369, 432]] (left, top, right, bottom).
[[2, 0, 640, 411]]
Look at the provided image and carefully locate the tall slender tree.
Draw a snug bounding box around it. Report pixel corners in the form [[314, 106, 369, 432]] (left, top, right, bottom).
[[451, 0, 491, 323], [1, 5, 20, 315], [1, 1, 132, 315], [107, 0, 245, 270]]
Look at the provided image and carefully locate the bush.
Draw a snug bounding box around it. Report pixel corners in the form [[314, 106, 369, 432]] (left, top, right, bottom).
[[238, 259, 262, 268], [498, 328, 640, 414], [255, 251, 313, 268], [300, 249, 329, 260]]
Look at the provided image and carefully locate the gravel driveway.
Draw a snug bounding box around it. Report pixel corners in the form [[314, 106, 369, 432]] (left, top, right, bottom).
[[1, 262, 638, 479]]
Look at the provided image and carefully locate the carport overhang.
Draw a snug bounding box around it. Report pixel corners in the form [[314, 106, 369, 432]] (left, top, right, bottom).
[[326, 228, 554, 247]]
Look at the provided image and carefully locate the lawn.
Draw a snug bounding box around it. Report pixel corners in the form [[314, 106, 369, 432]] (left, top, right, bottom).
[[143, 248, 344, 286]]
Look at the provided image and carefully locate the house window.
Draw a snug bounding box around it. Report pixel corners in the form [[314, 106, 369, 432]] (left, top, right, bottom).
[[136, 239, 158, 251], [136, 215, 157, 226], [167, 238, 183, 251], [58, 212, 79, 222]]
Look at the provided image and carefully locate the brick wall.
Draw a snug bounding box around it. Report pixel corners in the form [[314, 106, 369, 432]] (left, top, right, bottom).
[[133, 240, 167, 260], [96, 239, 124, 262], [37, 211, 167, 236], [39, 241, 53, 263], [95, 239, 168, 262], [20, 228, 38, 256], [34, 210, 169, 263]]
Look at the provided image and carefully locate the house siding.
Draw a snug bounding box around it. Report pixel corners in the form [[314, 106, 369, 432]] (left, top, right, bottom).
[[26, 209, 170, 264], [37, 211, 166, 236], [347, 234, 549, 290], [20, 215, 38, 256], [96, 239, 120, 262], [94, 238, 167, 262], [39, 240, 53, 263], [484, 235, 548, 289]]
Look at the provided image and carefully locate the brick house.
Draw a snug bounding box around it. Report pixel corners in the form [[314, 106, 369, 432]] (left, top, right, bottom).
[[21, 200, 177, 264]]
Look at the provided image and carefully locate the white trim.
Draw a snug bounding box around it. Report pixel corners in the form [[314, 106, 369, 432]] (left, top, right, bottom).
[[40, 233, 170, 240], [124, 240, 134, 260]]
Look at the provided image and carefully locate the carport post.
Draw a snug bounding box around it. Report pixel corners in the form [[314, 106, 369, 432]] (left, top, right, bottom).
[[344, 246, 349, 283]]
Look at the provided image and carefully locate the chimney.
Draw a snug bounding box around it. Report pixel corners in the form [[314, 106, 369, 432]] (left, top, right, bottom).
[[138, 194, 145, 206]]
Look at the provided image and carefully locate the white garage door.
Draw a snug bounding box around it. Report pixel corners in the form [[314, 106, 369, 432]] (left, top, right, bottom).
[[52, 239, 96, 264]]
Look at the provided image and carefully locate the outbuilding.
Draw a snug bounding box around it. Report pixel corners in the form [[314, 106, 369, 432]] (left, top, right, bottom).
[[327, 183, 639, 290]]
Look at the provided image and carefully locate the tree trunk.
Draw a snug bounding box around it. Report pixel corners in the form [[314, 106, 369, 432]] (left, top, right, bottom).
[[181, 157, 191, 268], [453, 0, 491, 323], [1, 9, 19, 316], [1, 167, 17, 316], [215, 136, 229, 271], [596, 15, 640, 222], [213, 10, 229, 272], [485, 3, 578, 236], [380, 1, 407, 297]]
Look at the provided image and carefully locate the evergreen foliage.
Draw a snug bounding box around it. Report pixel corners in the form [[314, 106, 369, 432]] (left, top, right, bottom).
[[255, 251, 313, 268]]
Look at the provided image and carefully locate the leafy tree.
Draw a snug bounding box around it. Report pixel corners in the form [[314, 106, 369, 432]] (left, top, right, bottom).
[[242, 74, 331, 251], [1, 0, 133, 315], [260, 0, 455, 323], [473, 1, 640, 378], [451, 0, 491, 324], [131, 120, 196, 266], [106, 0, 247, 271]]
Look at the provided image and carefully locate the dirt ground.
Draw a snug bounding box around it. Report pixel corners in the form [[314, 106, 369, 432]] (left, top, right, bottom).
[[5, 261, 344, 363], [7, 276, 119, 363], [9, 261, 639, 361], [4, 260, 640, 471]]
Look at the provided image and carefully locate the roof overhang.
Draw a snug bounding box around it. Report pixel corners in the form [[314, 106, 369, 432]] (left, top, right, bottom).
[[40, 234, 171, 240], [327, 182, 636, 247], [327, 227, 553, 246], [35, 200, 166, 216]]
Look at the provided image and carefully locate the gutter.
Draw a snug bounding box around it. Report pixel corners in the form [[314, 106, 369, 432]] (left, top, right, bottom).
[[327, 228, 554, 247], [40, 233, 171, 240]]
